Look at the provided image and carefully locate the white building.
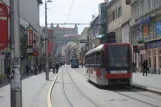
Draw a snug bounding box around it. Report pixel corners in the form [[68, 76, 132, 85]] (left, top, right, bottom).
[[0, 0, 43, 74], [2, 0, 42, 51], [107, 0, 131, 43]]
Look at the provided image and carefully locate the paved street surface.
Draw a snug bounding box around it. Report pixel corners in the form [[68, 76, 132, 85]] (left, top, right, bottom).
[[51, 66, 161, 107], [0, 71, 56, 107]]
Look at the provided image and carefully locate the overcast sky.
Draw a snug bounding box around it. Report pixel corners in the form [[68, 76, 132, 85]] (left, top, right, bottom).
[[39, 0, 105, 34]]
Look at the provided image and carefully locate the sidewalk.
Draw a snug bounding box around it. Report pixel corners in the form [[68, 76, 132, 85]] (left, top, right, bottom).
[[0, 70, 56, 107], [132, 72, 161, 94], [0, 70, 45, 88]]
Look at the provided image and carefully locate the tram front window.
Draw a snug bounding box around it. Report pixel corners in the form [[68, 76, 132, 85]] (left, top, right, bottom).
[[71, 59, 77, 64], [107, 46, 129, 68]]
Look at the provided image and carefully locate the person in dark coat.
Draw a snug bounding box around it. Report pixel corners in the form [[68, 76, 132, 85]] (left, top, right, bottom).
[[142, 60, 148, 76], [132, 62, 136, 73], [55, 62, 59, 74], [26, 64, 30, 76], [7, 66, 11, 82], [53, 63, 55, 74], [34, 64, 38, 75], [38, 63, 42, 72], [81, 62, 83, 68]]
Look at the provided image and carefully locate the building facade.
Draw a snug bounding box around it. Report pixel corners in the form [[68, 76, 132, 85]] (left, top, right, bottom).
[[52, 24, 78, 55], [76, 27, 89, 63], [0, 0, 42, 77], [107, 0, 131, 43], [130, 0, 161, 74]]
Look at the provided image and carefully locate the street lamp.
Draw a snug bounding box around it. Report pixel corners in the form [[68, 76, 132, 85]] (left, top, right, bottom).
[[45, 0, 53, 80]]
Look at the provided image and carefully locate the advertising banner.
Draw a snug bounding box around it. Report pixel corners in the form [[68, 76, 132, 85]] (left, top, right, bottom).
[[27, 30, 33, 55], [28, 30, 33, 46], [48, 41, 52, 55], [0, 3, 8, 50], [156, 23, 161, 36]]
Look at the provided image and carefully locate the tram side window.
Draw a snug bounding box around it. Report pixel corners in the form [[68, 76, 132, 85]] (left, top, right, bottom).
[[88, 56, 90, 64], [85, 56, 88, 64], [92, 54, 95, 64], [89, 55, 93, 64], [96, 52, 101, 65], [101, 52, 104, 67]]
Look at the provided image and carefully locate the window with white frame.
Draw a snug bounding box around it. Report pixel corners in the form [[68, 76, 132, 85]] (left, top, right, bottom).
[[115, 9, 118, 19], [118, 7, 122, 17], [112, 11, 115, 20]]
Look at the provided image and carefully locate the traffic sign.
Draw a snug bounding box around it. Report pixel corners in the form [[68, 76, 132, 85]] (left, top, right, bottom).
[[33, 50, 38, 56], [27, 48, 33, 53]]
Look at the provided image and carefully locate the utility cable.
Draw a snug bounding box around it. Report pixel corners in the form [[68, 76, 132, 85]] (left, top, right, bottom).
[[65, 0, 75, 23]]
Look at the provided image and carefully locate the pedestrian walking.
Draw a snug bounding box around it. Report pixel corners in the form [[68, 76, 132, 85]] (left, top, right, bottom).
[[26, 64, 30, 76], [55, 61, 59, 74], [81, 62, 83, 68], [7, 66, 10, 82], [38, 63, 42, 72], [34, 64, 38, 75], [30, 65, 34, 75], [132, 62, 136, 73], [142, 60, 148, 76], [53, 63, 55, 74]]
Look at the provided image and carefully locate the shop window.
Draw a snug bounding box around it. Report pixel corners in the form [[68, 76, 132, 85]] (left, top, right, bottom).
[[96, 52, 100, 64], [118, 7, 122, 17], [148, 50, 151, 56], [153, 49, 156, 55], [113, 11, 115, 20]]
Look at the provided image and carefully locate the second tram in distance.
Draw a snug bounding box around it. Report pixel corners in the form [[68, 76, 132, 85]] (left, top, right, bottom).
[[71, 58, 79, 68], [85, 43, 132, 86]]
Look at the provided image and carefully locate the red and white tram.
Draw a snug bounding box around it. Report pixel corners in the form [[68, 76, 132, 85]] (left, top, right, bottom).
[[85, 43, 132, 86]]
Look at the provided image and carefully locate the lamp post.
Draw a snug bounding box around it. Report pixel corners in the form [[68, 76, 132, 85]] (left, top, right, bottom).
[[10, 0, 22, 107], [45, 0, 53, 80]]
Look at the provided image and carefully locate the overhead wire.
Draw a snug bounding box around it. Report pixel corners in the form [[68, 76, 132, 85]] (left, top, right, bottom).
[[65, 0, 75, 24]]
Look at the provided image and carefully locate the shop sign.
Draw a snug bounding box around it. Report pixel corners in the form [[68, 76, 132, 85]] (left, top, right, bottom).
[[28, 30, 33, 46], [156, 23, 161, 36], [48, 41, 52, 54], [143, 24, 149, 36], [33, 50, 38, 56], [0, 3, 8, 50], [140, 16, 151, 25], [147, 40, 161, 49]]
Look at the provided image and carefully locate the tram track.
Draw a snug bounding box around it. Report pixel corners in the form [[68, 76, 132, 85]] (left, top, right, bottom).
[[72, 67, 161, 107], [62, 66, 100, 107], [62, 67, 74, 107], [114, 90, 160, 107], [125, 86, 161, 101]]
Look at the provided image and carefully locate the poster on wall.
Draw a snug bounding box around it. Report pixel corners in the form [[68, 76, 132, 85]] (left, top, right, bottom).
[[0, 54, 5, 74]]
